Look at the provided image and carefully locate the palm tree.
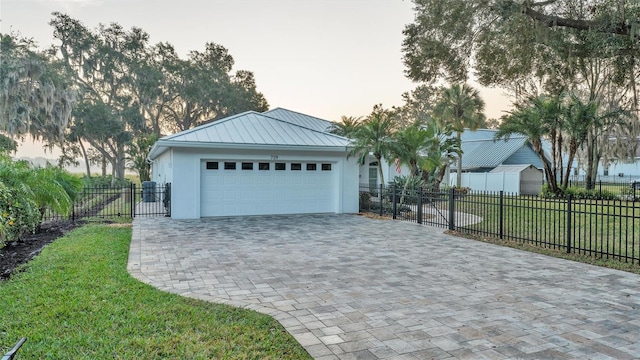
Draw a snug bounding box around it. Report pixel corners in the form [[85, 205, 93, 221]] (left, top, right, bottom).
[[562, 95, 596, 188], [348, 106, 395, 187], [433, 84, 486, 187], [389, 121, 442, 204], [329, 116, 362, 138], [421, 123, 460, 191], [495, 103, 559, 194]]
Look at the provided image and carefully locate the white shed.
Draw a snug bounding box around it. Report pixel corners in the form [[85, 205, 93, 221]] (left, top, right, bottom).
[[489, 164, 543, 195], [148, 110, 359, 219]]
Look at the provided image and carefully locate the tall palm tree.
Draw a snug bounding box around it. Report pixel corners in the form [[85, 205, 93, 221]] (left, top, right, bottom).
[[329, 116, 362, 138], [348, 106, 395, 187], [389, 121, 442, 204], [495, 104, 559, 194], [433, 84, 486, 187], [562, 95, 596, 188]]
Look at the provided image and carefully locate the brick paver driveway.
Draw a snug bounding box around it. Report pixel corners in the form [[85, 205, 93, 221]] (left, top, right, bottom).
[[128, 214, 640, 359]]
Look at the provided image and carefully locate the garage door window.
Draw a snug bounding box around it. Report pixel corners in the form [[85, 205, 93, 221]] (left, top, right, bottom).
[[206, 161, 218, 170], [306, 163, 317, 171], [275, 163, 286, 170], [291, 163, 302, 171], [259, 162, 270, 170], [242, 162, 253, 170], [224, 162, 236, 170], [322, 163, 331, 171]]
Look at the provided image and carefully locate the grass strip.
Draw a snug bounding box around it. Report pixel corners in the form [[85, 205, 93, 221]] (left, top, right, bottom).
[[0, 224, 311, 359]]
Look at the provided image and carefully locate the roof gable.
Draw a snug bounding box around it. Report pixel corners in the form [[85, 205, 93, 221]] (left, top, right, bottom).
[[460, 137, 529, 170]]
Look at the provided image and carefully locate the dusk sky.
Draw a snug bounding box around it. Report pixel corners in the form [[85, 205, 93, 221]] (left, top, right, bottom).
[[2, 0, 510, 158]]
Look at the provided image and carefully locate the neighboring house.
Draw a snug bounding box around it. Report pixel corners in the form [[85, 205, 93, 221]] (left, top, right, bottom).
[[446, 129, 550, 194], [456, 129, 547, 172], [148, 109, 359, 219]]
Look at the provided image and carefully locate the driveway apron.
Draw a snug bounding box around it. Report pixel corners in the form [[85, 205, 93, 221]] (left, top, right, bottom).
[[128, 214, 640, 359]]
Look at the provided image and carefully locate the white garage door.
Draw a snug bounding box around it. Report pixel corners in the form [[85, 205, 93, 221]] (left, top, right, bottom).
[[200, 160, 337, 217]]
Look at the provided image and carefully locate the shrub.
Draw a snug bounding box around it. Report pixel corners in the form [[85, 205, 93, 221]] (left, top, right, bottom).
[[359, 191, 372, 210], [541, 184, 619, 200], [0, 182, 40, 247]]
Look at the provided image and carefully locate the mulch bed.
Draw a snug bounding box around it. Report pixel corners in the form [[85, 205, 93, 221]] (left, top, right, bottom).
[[0, 221, 84, 280]]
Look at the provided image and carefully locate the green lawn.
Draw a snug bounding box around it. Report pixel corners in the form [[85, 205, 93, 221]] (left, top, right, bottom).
[[0, 224, 311, 359]]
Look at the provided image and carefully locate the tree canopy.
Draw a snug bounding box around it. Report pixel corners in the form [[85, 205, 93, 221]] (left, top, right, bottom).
[[40, 13, 269, 180], [403, 0, 640, 97], [0, 33, 76, 142]]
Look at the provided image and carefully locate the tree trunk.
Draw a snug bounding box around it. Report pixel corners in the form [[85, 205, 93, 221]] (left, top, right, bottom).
[[101, 157, 107, 176], [536, 147, 558, 194], [376, 156, 385, 188], [78, 139, 91, 178], [563, 142, 578, 188]]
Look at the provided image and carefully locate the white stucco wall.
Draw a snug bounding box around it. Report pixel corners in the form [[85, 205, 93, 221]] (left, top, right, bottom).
[[150, 150, 173, 185], [357, 155, 410, 189], [166, 147, 359, 219]]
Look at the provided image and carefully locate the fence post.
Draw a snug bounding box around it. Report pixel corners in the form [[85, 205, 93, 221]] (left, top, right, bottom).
[[448, 187, 455, 230], [499, 191, 504, 239], [599, 180, 602, 195], [132, 183, 136, 218], [566, 194, 572, 254], [417, 187, 423, 224], [379, 183, 383, 217], [392, 184, 397, 219]]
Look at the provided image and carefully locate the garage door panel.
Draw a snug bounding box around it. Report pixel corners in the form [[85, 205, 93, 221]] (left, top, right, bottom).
[[201, 161, 337, 217]]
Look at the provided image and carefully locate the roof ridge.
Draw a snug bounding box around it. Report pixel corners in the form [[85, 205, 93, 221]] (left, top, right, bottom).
[[260, 113, 350, 142], [265, 107, 335, 125], [163, 111, 259, 140]]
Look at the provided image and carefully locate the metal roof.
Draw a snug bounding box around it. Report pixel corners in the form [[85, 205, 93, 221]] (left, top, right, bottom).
[[263, 108, 334, 133], [148, 111, 350, 160], [489, 164, 540, 173], [460, 137, 529, 170]]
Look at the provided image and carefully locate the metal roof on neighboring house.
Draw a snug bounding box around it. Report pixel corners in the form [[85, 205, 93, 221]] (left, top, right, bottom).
[[460, 137, 530, 170], [489, 164, 540, 173], [263, 108, 334, 133], [148, 111, 350, 160], [459, 129, 507, 141]]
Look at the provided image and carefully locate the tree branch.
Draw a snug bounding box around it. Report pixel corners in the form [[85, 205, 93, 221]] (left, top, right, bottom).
[[522, 4, 634, 38]]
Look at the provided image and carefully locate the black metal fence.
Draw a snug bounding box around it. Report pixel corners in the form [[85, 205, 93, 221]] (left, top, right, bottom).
[[42, 183, 171, 223], [566, 177, 640, 197], [360, 184, 640, 265]]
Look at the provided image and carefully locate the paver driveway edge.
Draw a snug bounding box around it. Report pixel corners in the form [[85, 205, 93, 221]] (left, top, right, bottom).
[[128, 215, 640, 360], [127, 217, 331, 357]]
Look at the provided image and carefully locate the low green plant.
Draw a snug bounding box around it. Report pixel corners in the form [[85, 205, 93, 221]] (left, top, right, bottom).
[[541, 184, 619, 200], [0, 182, 40, 246], [0, 224, 311, 359]]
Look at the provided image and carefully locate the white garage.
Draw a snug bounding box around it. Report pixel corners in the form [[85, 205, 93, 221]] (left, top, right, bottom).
[[148, 109, 359, 219]]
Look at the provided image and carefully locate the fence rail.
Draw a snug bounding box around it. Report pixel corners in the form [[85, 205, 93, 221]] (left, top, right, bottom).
[[359, 184, 640, 265], [42, 183, 170, 223]]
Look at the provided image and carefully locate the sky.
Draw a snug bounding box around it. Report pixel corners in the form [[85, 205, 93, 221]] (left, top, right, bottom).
[[1, 0, 511, 158]]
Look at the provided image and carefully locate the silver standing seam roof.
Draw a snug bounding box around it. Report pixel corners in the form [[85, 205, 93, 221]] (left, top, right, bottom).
[[460, 136, 530, 170], [148, 111, 349, 160], [263, 107, 335, 133]]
